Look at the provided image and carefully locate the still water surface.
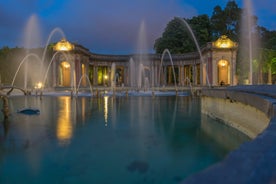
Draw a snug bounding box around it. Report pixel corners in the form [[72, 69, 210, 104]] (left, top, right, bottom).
[[0, 96, 250, 183]]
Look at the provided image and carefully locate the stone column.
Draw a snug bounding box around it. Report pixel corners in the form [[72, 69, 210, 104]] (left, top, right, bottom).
[[194, 64, 197, 85], [124, 66, 128, 87], [93, 66, 98, 86]]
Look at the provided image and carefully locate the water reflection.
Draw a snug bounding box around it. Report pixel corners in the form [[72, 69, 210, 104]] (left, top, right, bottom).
[[75, 97, 89, 125], [56, 96, 74, 145], [0, 119, 10, 153], [104, 96, 109, 126], [81, 98, 86, 122], [200, 114, 251, 152], [0, 96, 251, 183], [154, 97, 201, 152]]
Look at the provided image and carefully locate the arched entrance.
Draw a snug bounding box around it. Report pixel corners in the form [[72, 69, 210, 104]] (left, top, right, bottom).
[[59, 61, 71, 87], [217, 59, 229, 85]]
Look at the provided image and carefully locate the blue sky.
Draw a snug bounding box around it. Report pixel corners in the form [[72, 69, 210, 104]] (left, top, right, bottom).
[[0, 0, 275, 54]]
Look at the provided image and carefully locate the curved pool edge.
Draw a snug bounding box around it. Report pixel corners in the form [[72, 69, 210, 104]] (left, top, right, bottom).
[[182, 85, 276, 184]]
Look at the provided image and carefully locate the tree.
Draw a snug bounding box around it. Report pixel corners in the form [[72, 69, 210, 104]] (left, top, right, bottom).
[[154, 17, 188, 54], [188, 14, 212, 47], [258, 29, 276, 83], [154, 15, 211, 54], [210, 1, 241, 41], [210, 5, 226, 39], [259, 49, 276, 84]]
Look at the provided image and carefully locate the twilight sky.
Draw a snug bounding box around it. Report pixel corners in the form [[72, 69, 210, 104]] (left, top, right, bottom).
[[0, 0, 275, 54]]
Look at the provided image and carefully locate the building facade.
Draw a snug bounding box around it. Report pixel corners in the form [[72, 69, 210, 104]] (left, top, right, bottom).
[[50, 35, 238, 90]]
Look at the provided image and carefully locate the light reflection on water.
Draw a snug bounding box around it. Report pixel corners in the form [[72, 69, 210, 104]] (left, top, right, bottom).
[[0, 96, 250, 184], [104, 96, 108, 126], [56, 96, 73, 145]]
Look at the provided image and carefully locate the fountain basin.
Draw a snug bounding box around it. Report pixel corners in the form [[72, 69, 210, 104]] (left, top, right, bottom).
[[183, 85, 276, 184], [0, 95, 249, 183]]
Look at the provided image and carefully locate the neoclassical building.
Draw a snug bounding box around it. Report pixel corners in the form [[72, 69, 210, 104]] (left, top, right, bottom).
[[50, 35, 238, 90]]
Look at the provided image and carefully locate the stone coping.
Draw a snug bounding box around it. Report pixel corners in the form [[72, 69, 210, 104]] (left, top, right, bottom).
[[182, 85, 276, 184]]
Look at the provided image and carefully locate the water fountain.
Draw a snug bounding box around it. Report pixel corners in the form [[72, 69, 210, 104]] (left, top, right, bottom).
[[136, 21, 150, 90], [42, 51, 61, 90], [10, 15, 66, 92], [177, 17, 211, 87], [129, 57, 136, 88], [185, 77, 194, 96], [159, 49, 178, 94], [110, 62, 116, 96], [75, 74, 93, 97], [42, 51, 71, 91], [240, 0, 257, 84], [137, 63, 144, 89], [23, 14, 42, 90], [0, 10, 257, 183], [41, 27, 65, 68], [11, 53, 43, 88], [110, 63, 116, 88]]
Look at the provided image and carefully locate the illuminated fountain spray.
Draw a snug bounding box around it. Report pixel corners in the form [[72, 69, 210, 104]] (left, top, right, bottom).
[[159, 49, 178, 93], [110, 62, 116, 96], [129, 57, 136, 87], [11, 14, 66, 91], [136, 21, 149, 90], [111, 63, 116, 88], [22, 14, 42, 89], [11, 54, 43, 87], [240, 0, 258, 84], [177, 17, 210, 87]]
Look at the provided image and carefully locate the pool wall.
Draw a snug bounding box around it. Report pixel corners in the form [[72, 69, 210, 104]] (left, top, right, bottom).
[[201, 90, 270, 138], [183, 86, 276, 184]]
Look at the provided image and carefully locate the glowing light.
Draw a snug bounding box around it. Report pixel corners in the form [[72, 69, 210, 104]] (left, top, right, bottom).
[[104, 75, 108, 79], [61, 61, 70, 68], [34, 82, 43, 89], [213, 35, 236, 49], [57, 96, 73, 145], [54, 38, 74, 51], [104, 96, 108, 126], [219, 60, 228, 67]]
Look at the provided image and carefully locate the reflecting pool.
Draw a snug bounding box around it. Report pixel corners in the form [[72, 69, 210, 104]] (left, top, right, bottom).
[[0, 96, 250, 183]]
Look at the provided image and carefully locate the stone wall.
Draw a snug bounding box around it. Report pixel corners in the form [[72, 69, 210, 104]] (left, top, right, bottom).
[[201, 95, 270, 138]]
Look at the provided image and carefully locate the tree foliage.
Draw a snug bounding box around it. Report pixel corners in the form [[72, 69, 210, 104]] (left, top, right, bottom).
[[154, 1, 242, 54], [211, 1, 241, 41], [154, 15, 211, 54]]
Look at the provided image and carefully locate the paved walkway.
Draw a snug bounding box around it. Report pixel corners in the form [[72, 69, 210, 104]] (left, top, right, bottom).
[[182, 85, 276, 184], [228, 85, 276, 98]]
